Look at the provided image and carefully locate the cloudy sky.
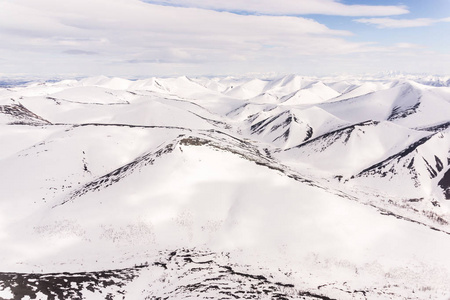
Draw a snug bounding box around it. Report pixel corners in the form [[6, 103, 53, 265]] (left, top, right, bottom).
[[1, 0, 449, 78]]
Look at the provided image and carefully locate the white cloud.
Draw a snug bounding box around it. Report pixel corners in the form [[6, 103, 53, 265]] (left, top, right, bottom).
[[0, 0, 447, 77], [0, 0, 379, 76], [394, 43, 423, 49], [64, 49, 99, 55], [355, 17, 450, 28], [143, 0, 409, 17]]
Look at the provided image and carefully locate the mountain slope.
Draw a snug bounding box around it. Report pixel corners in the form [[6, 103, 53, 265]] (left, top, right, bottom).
[[0, 75, 450, 299], [279, 120, 430, 176], [2, 130, 450, 300], [355, 127, 450, 202]]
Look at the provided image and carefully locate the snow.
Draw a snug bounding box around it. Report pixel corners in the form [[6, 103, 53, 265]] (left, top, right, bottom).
[[0, 74, 450, 299], [280, 81, 340, 105], [225, 78, 269, 99]]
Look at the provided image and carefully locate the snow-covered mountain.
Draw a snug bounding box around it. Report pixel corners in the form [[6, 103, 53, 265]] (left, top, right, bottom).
[[1, 74, 450, 300]]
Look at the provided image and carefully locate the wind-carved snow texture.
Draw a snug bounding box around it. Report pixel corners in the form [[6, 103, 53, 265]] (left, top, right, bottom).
[[1, 74, 450, 300]]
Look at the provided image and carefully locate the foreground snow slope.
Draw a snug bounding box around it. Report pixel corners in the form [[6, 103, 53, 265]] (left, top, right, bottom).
[[0, 74, 450, 299]]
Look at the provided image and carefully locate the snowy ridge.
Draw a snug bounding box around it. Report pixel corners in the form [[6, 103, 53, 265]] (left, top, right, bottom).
[[1, 74, 450, 300], [0, 103, 51, 125], [60, 137, 181, 206]]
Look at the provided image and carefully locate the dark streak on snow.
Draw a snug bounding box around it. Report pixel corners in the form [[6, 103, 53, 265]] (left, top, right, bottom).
[[438, 169, 450, 200], [46, 96, 129, 106], [415, 121, 450, 132], [371, 205, 450, 235], [356, 135, 434, 177], [56, 137, 181, 207], [286, 120, 378, 151], [64, 122, 193, 131], [387, 101, 420, 121], [0, 103, 52, 125]]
